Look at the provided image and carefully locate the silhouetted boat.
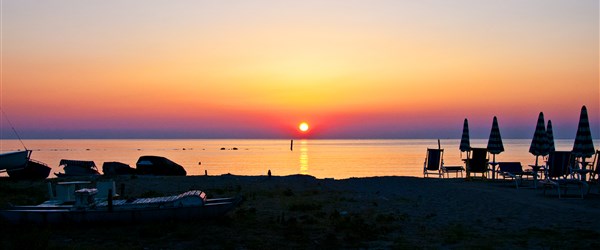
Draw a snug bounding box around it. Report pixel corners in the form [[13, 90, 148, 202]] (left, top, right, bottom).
[[0, 112, 50, 179], [1, 150, 51, 179], [0, 150, 31, 172], [136, 156, 187, 176], [7, 159, 51, 180], [55, 159, 101, 177], [102, 161, 136, 176], [0, 182, 241, 224]]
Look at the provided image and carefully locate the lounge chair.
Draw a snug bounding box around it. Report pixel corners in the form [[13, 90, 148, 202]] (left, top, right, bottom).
[[497, 162, 535, 188], [570, 150, 599, 182], [466, 148, 489, 179], [539, 151, 587, 199], [589, 150, 600, 182], [423, 148, 443, 178], [585, 150, 600, 194]]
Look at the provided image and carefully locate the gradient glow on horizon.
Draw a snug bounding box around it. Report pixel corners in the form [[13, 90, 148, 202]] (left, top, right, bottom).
[[1, 0, 598, 139]]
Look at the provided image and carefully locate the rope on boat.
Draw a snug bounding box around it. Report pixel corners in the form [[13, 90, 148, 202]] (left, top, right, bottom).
[[1, 108, 28, 150]]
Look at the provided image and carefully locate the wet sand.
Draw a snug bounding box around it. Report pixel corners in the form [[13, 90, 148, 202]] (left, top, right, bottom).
[[1, 175, 600, 249]]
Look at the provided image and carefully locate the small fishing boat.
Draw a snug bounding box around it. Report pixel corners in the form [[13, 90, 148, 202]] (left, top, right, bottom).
[[0, 150, 31, 172], [7, 159, 51, 180], [0, 112, 51, 179], [102, 161, 136, 176], [55, 159, 101, 177], [0, 181, 241, 224], [1, 150, 51, 179], [136, 156, 187, 176]]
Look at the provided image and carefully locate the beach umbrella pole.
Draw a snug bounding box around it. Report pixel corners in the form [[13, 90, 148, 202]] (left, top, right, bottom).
[[491, 153, 496, 179], [466, 151, 470, 180], [581, 158, 587, 181]]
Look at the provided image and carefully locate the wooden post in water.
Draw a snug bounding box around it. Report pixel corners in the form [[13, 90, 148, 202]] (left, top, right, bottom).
[[290, 140, 294, 151]]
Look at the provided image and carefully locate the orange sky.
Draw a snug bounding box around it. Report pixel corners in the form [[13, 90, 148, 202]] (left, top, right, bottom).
[[1, 1, 598, 139]]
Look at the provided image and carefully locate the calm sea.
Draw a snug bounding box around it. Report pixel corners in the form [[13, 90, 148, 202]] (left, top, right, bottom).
[[1, 139, 597, 179]]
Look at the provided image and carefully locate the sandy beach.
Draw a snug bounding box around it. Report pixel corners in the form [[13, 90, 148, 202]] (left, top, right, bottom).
[[1, 175, 600, 249]]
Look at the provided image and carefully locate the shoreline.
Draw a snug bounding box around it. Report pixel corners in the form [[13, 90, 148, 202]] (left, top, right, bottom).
[[1, 175, 600, 248]]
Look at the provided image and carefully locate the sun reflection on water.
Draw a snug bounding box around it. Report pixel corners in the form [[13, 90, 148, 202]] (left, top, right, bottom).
[[299, 140, 309, 175]]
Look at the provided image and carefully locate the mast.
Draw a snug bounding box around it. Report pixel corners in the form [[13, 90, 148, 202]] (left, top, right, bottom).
[[1, 109, 28, 151]]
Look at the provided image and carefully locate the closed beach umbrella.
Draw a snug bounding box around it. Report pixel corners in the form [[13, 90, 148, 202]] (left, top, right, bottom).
[[572, 106, 595, 158], [460, 118, 471, 178], [460, 118, 470, 153], [546, 120, 555, 153], [529, 112, 548, 166], [487, 116, 504, 163], [572, 106, 595, 180]]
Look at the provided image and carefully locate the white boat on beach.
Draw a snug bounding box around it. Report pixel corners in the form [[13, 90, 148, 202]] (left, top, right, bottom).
[[0, 113, 51, 179], [0, 150, 31, 172], [0, 181, 241, 224], [1, 150, 51, 179]]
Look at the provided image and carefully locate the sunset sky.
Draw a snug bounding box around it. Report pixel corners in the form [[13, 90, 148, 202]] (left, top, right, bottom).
[[1, 0, 598, 139]]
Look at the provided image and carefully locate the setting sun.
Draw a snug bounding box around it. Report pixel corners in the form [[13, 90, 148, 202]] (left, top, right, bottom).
[[1, 1, 597, 140], [299, 122, 310, 132]]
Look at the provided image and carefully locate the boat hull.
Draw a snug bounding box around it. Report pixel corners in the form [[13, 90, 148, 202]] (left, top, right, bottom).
[[7, 160, 51, 180], [0, 150, 31, 172], [0, 198, 240, 224]]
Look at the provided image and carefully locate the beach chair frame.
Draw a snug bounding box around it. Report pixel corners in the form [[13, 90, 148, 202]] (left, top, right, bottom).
[[423, 148, 444, 178], [466, 148, 489, 179], [540, 151, 588, 199], [586, 150, 600, 194]]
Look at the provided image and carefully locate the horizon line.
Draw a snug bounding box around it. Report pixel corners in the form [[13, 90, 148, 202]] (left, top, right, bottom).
[[0, 137, 588, 140]]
